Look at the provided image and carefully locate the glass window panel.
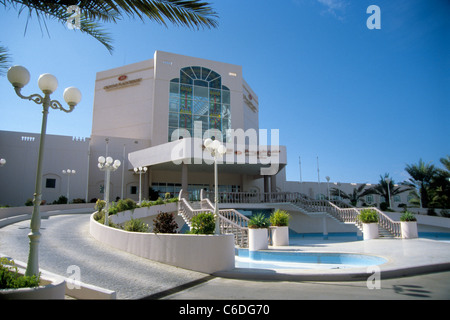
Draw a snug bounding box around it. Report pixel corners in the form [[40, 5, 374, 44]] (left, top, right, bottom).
[[191, 66, 202, 79], [180, 114, 192, 129], [206, 70, 220, 82], [193, 100, 208, 116], [194, 85, 209, 101], [209, 116, 221, 130], [194, 79, 208, 87], [169, 112, 179, 127], [170, 82, 179, 94], [222, 104, 230, 118], [210, 77, 221, 89], [182, 67, 195, 79], [180, 84, 193, 99], [169, 97, 179, 112], [180, 98, 192, 113], [180, 70, 193, 84], [170, 78, 179, 83], [201, 67, 211, 80], [222, 89, 230, 104], [193, 115, 208, 129]]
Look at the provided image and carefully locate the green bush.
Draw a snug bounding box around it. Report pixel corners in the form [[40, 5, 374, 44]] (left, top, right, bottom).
[[189, 212, 215, 235], [358, 209, 379, 223], [0, 258, 40, 289], [153, 212, 179, 234], [123, 218, 149, 233], [117, 198, 136, 212], [270, 209, 290, 227], [400, 211, 417, 222], [248, 213, 270, 229]]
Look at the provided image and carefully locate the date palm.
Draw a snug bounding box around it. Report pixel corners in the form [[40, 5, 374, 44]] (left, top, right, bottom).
[[405, 159, 437, 208], [364, 173, 412, 208], [0, 0, 218, 73], [330, 184, 370, 207]]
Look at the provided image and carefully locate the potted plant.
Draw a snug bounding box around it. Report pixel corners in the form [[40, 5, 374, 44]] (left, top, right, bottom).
[[400, 211, 418, 239], [269, 209, 290, 246], [248, 213, 270, 251], [358, 209, 379, 240]]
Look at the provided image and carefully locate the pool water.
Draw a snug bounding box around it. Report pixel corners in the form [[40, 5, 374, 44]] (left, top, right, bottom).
[[235, 249, 387, 270]]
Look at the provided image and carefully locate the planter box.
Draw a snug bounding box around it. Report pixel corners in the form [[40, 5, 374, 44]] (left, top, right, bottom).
[[249, 228, 268, 251], [271, 226, 289, 246], [362, 223, 379, 240], [0, 277, 65, 300], [401, 221, 418, 239]]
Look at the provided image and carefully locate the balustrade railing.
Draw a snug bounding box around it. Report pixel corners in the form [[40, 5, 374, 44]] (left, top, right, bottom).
[[203, 190, 401, 238]]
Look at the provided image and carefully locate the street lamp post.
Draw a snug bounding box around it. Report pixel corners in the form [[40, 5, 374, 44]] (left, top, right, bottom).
[[7, 65, 81, 277], [385, 177, 392, 209], [204, 139, 227, 235], [98, 156, 121, 225], [62, 169, 76, 202], [134, 166, 147, 205], [0, 158, 5, 167]]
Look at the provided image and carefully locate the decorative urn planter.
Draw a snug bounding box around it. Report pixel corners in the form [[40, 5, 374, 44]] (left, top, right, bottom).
[[362, 223, 379, 240], [271, 226, 289, 246], [401, 221, 418, 239], [400, 211, 418, 239], [248, 228, 269, 251]]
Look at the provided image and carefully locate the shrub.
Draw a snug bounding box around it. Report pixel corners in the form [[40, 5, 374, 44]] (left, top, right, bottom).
[[400, 211, 417, 222], [94, 199, 106, 213], [123, 218, 149, 233], [72, 198, 86, 204], [0, 258, 40, 289], [358, 209, 379, 223], [440, 209, 450, 218], [153, 212, 178, 233], [270, 209, 290, 227], [248, 213, 270, 229], [53, 195, 68, 204], [117, 198, 136, 212], [189, 212, 215, 234]]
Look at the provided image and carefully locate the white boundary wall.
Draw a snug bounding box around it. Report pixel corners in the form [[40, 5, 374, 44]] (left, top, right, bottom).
[[89, 214, 235, 274]]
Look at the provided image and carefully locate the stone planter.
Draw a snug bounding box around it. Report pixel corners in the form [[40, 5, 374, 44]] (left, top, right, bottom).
[[401, 221, 418, 239], [0, 277, 65, 300], [249, 228, 269, 251], [362, 223, 379, 240], [271, 226, 289, 246]]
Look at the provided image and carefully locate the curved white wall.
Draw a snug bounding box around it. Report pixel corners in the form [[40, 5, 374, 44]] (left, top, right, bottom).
[[89, 214, 235, 274]]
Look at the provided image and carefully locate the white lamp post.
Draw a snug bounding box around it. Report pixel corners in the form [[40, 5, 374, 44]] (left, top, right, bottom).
[[0, 158, 5, 167], [98, 156, 121, 225], [326, 176, 330, 200], [7, 65, 81, 277], [62, 169, 76, 202], [134, 166, 147, 205], [385, 177, 392, 209], [204, 138, 227, 234]]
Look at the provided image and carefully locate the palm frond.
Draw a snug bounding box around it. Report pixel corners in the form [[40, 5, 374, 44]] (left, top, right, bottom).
[[0, 44, 12, 76]]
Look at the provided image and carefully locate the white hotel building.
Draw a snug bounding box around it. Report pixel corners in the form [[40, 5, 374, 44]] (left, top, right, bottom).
[[0, 51, 410, 212]]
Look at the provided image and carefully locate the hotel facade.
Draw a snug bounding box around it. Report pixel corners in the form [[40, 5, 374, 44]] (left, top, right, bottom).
[[0, 51, 411, 211]]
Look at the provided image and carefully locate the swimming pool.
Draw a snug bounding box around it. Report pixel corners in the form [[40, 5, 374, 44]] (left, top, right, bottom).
[[235, 249, 387, 270]]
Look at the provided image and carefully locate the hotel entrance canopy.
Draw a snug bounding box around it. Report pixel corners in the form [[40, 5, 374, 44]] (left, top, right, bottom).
[[128, 138, 286, 176]]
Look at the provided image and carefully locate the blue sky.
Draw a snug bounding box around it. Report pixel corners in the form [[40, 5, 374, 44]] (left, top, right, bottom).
[[0, 0, 448, 185]]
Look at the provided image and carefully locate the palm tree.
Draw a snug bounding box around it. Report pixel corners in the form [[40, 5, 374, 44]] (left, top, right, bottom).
[[330, 184, 370, 207], [405, 159, 438, 208], [365, 174, 412, 209], [0, 0, 218, 73]]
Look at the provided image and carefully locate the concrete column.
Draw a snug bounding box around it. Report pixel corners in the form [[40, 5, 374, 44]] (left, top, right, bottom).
[[322, 215, 328, 240], [181, 163, 188, 199], [270, 174, 277, 193], [263, 175, 269, 202]]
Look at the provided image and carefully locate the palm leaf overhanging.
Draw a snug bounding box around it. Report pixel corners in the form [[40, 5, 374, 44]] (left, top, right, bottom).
[[0, 0, 218, 73]]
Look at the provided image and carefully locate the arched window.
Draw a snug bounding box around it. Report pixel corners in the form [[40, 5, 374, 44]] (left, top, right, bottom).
[[168, 66, 231, 142]]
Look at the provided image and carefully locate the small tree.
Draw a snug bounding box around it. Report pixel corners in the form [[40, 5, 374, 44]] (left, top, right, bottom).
[[153, 212, 178, 234]]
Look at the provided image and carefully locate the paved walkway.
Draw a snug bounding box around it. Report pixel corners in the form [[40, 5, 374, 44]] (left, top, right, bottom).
[[1, 213, 450, 300]]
